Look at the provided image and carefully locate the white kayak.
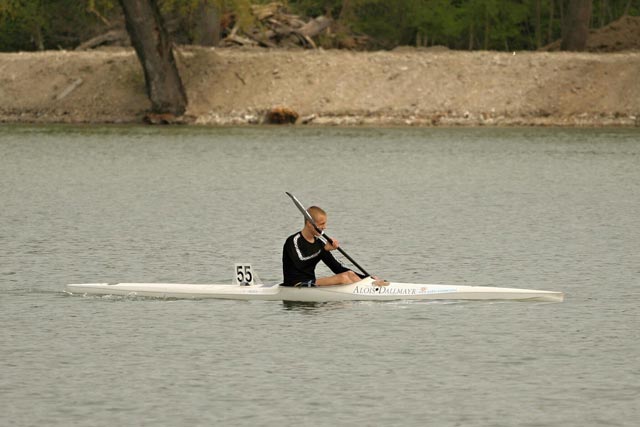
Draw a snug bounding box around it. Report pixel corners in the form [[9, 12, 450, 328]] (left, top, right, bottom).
[[65, 276, 563, 302]]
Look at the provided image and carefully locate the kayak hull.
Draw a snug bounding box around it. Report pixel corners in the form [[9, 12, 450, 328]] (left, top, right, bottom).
[[65, 277, 564, 302]]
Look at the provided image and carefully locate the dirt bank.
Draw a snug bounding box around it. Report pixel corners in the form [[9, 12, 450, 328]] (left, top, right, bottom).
[[1, 46, 639, 126]]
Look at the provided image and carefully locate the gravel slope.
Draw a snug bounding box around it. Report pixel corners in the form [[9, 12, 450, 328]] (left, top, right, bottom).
[[1, 46, 638, 126]]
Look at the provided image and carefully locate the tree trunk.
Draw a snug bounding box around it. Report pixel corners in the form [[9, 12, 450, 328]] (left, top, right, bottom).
[[194, 1, 220, 46], [561, 0, 593, 51], [118, 0, 187, 115], [33, 25, 44, 51], [483, 8, 490, 50], [623, 0, 632, 15], [547, 0, 555, 45], [535, 0, 542, 49]]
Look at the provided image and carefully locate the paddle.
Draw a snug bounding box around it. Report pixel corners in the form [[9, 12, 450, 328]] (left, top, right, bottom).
[[285, 192, 370, 278]]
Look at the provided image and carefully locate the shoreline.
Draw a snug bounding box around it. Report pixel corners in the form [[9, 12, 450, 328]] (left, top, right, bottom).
[[1, 47, 639, 127]]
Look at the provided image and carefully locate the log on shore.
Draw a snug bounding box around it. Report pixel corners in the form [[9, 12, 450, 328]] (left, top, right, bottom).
[[220, 2, 332, 49], [76, 30, 129, 50]]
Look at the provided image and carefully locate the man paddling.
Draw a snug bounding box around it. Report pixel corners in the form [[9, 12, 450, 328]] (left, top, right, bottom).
[[282, 206, 363, 287]]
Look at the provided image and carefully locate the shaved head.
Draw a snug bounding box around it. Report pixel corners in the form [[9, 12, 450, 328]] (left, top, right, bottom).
[[306, 206, 326, 225]]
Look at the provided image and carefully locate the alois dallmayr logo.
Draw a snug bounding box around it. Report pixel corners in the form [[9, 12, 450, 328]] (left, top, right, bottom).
[[353, 286, 417, 295]]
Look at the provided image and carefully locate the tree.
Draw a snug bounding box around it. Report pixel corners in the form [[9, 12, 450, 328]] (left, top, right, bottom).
[[118, 0, 187, 115], [561, 0, 593, 50], [193, 1, 220, 46]]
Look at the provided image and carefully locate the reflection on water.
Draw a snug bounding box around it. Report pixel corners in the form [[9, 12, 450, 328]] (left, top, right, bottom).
[[281, 300, 357, 312]]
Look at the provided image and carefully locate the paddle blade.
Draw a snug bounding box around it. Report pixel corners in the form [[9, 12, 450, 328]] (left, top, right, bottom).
[[285, 192, 315, 226]]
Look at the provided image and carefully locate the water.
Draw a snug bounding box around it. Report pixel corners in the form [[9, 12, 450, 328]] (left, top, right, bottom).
[[1, 125, 638, 426]]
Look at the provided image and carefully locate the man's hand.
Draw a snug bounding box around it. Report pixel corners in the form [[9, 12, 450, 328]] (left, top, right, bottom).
[[324, 238, 340, 251], [372, 277, 390, 286]]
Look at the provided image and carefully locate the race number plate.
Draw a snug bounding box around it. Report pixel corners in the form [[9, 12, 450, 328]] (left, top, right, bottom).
[[234, 264, 254, 286]]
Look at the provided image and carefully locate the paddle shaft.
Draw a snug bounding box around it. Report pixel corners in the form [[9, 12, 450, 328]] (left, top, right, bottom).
[[285, 192, 370, 277]]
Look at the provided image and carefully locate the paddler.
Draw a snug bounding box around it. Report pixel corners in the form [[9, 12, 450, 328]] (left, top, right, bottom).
[[282, 206, 363, 287]]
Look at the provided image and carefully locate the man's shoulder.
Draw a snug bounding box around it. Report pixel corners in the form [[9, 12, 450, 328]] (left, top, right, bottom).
[[285, 231, 321, 250], [284, 231, 301, 245], [286, 231, 301, 240]]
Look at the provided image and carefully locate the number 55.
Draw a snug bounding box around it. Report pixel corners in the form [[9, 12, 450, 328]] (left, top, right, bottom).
[[235, 264, 254, 286]]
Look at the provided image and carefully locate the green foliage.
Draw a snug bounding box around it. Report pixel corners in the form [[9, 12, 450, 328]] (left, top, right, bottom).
[[1, 0, 639, 52], [408, 0, 464, 46], [158, 0, 256, 43], [0, 0, 117, 51], [288, 0, 639, 50], [287, 0, 344, 18], [0, 0, 45, 51], [459, 0, 531, 49]]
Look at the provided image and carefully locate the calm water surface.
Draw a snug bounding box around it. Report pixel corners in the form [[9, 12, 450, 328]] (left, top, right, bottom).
[[1, 125, 638, 426]]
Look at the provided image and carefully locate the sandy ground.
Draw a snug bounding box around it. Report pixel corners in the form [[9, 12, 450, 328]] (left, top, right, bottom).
[[1, 46, 639, 126]]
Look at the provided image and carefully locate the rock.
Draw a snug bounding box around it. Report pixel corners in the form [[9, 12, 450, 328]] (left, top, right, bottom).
[[265, 106, 299, 124]]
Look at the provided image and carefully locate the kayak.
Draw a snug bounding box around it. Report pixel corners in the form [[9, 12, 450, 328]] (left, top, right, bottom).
[[64, 276, 564, 302], [65, 193, 565, 303]]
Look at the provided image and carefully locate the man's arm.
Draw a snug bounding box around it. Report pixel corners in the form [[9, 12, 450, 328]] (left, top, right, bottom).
[[320, 248, 352, 275]]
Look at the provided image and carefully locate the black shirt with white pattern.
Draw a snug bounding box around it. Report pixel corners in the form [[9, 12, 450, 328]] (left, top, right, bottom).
[[282, 232, 350, 286]]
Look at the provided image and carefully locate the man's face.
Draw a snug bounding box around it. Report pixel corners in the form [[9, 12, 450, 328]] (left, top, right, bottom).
[[309, 213, 327, 235]]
